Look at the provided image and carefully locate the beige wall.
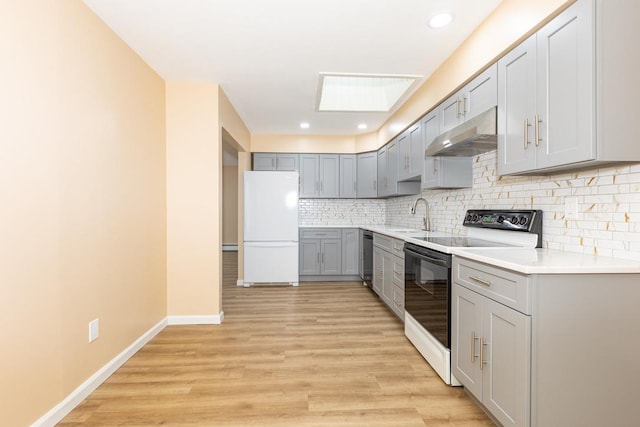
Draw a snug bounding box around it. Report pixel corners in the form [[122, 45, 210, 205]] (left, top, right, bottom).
[[0, 1, 167, 425], [377, 0, 574, 144], [222, 166, 239, 245], [166, 82, 222, 316]]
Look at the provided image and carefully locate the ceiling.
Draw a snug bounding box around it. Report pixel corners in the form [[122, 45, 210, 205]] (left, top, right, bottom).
[[83, 0, 502, 136]]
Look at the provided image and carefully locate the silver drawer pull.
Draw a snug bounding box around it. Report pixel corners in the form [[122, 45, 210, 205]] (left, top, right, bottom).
[[469, 275, 491, 287]]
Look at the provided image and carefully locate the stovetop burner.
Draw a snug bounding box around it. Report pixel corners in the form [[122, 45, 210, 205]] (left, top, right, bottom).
[[419, 236, 513, 248]]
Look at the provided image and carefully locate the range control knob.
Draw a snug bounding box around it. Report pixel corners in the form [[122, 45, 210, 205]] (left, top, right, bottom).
[[497, 215, 505, 224], [510, 216, 518, 225], [519, 216, 528, 226]]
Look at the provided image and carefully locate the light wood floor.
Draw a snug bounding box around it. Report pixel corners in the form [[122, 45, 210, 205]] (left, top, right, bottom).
[[59, 251, 493, 426]]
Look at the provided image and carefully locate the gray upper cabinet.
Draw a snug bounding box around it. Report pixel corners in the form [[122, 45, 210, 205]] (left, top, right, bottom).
[[498, 0, 594, 175], [398, 122, 423, 182], [440, 64, 498, 133], [339, 154, 357, 198], [422, 109, 473, 189], [253, 153, 299, 171], [498, 0, 640, 175], [341, 228, 359, 275], [275, 153, 299, 171], [356, 152, 377, 198], [377, 145, 388, 197], [299, 154, 319, 197], [377, 139, 400, 197], [299, 154, 339, 198]]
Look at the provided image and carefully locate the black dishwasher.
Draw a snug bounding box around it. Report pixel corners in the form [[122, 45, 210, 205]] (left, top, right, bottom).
[[359, 229, 373, 287]]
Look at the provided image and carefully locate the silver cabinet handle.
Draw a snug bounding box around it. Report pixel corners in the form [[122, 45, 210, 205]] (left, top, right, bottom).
[[480, 337, 487, 370], [469, 275, 491, 287], [353, 181, 356, 192], [524, 118, 531, 149], [472, 332, 479, 363], [535, 113, 542, 147], [455, 99, 461, 118], [433, 158, 438, 175], [461, 95, 468, 115]]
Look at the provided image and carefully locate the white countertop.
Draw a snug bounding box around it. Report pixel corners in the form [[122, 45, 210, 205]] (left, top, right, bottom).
[[450, 247, 640, 274], [300, 225, 640, 274]]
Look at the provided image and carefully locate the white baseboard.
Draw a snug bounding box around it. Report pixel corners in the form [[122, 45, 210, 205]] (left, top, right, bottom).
[[167, 312, 224, 325], [32, 318, 168, 427]]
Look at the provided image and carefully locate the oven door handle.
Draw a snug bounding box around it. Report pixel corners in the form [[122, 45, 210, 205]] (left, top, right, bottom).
[[405, 247, 449, 267]]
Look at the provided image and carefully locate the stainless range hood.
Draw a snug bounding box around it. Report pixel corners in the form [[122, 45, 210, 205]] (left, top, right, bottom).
[[425, 107, 497, 157]]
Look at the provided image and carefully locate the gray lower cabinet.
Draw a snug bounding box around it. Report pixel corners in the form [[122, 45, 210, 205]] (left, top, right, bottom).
[[452, 254, 640, 426], [373, 233, 404, 320], [341, 228, 359, 275], [453, 283, 530, 427], [300, 228, 361, 278], [356, 152, 377, 198], [253, 153, 299, 171], [421, 108, 472, 189], [299, 232, 341, 275]]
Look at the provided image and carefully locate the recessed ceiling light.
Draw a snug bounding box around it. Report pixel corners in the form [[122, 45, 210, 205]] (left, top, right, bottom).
[[428, 12, 454, 29], [300, 122, 310, 129], [357, 124, 368, 130], [317, 73, 421, 112]]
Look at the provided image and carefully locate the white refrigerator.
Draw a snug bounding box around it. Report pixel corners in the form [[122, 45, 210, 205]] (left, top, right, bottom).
[[243, 171, 299, 286]]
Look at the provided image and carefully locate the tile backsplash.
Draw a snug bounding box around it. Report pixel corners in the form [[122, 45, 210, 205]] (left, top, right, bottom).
[[386, 151, 640, 261], [299, 151, 640, 261], [299, 198, 385, 226]]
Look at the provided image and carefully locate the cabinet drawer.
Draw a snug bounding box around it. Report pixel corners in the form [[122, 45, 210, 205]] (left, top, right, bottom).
[[300, 228, 341, 239], [392, 238, 405, 257], [453, 257, 531, 314], [391, 284, 405, 320], [392, 256, 404, 289], [373, 233, 393, 251]]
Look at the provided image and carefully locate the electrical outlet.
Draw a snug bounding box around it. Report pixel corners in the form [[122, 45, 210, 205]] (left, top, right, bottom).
[[89, 319, 99, 343], [565, 197, 579, 219]]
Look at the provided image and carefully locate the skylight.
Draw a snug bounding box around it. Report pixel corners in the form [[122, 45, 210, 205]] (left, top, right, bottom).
[[317, 73, 421, 112]]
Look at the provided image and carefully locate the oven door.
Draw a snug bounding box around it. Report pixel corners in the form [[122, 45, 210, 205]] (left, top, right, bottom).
[[404, 244, 452, 349]]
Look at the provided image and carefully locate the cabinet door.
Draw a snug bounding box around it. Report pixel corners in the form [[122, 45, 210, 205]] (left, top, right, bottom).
[[320, 238, 342, 275], [341, 228, 359, 275], [373, 247, 383, 296], [299, 239, 320, 275], [497, 35, 537, 175], [440, 93, 463, 133], [276, 154, 299, 171], [386, 140, 399, 196], [339, 155, 357, 198], [377, 147, 387, 197], [464, 64, 498, 120], [452, 284, 483, 399], [398, 123, 422, 181], [397, 131, 410, 180], [319, 154, 339, 198], [253, 153, 276, 170], [299, 154, 319, 198], [482, 298, 531, 427], [381, 249, 394, 307], [535, 0, 595, 170], [408, 122, 423, 179], [357, 152, 377, 198], [422, 110, 440, 189]]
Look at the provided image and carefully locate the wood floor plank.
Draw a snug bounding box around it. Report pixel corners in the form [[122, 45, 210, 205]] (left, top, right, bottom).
[[58, 251, 493, 426]]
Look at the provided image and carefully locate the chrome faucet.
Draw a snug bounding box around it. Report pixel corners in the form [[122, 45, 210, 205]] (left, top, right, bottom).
[[411, 197, 430, 231]]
